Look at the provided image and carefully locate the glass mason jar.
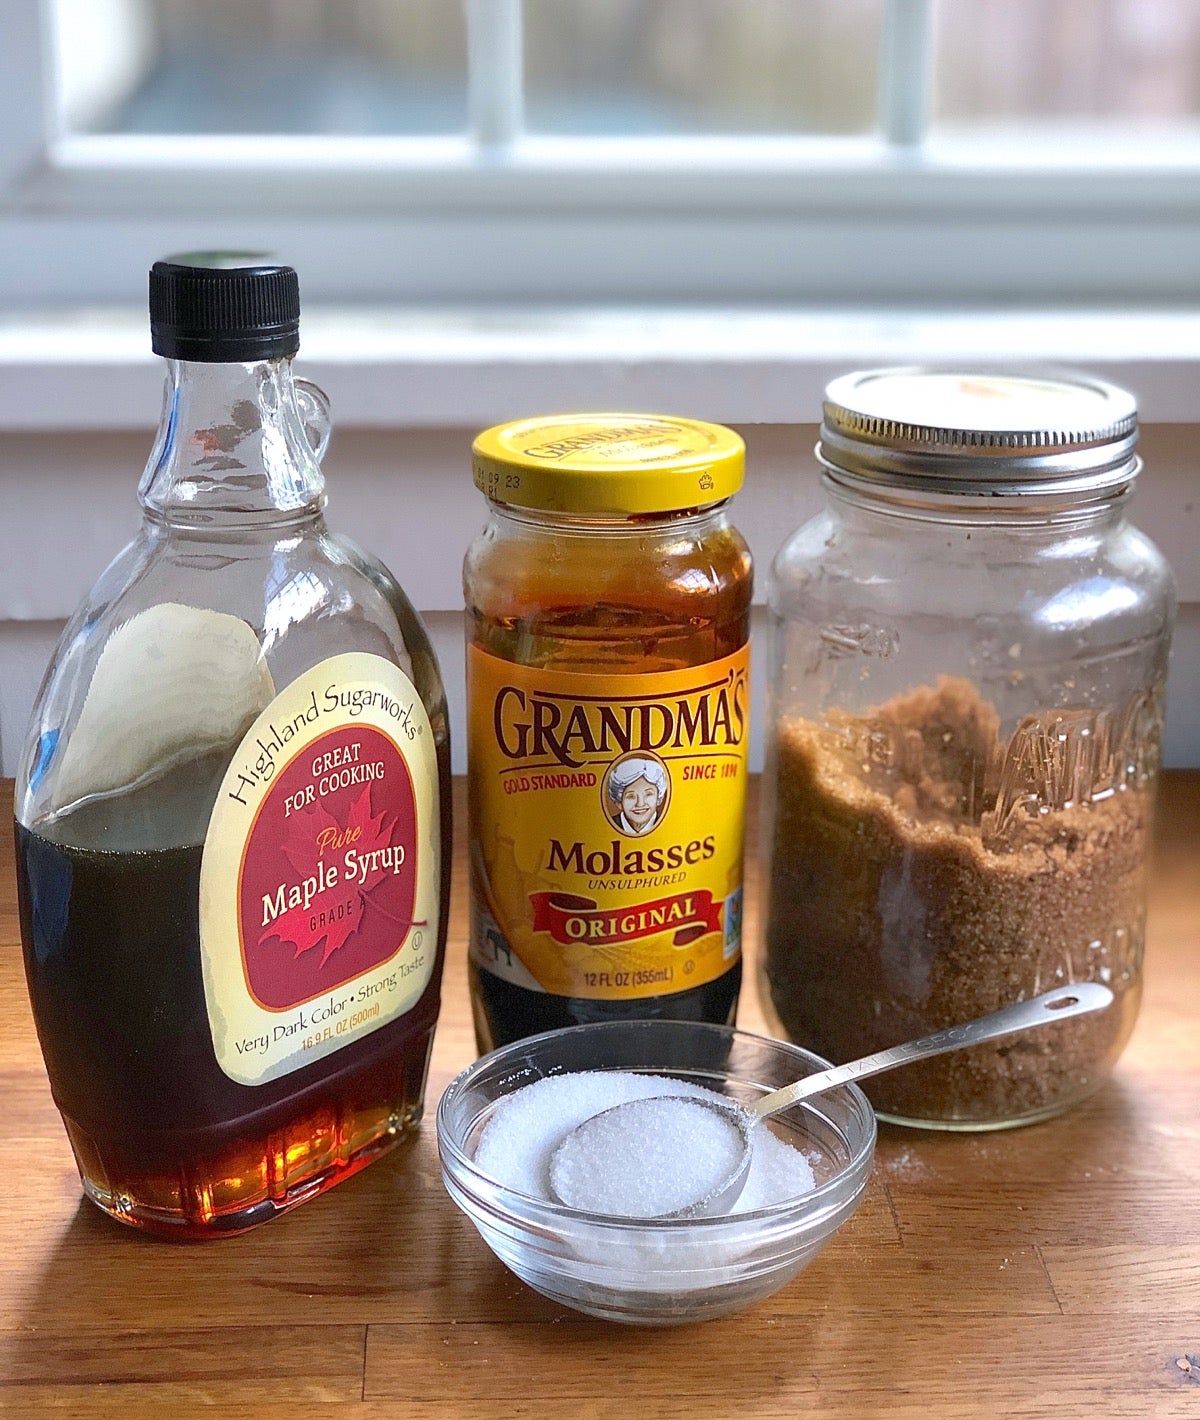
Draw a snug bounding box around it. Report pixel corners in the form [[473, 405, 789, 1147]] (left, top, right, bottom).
[[760, 369, 1175, 1130], [464, 414, 753, 1052], [15, 259, 451, 1234]]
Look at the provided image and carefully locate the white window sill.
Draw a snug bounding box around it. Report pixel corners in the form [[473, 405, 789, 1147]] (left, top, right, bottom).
[[1, 302, 1197, 774], [2, 305, 1200, 430]]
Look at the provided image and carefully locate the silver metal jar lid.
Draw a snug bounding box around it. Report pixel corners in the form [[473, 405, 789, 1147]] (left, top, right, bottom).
[[817, 368, 1140, 503]]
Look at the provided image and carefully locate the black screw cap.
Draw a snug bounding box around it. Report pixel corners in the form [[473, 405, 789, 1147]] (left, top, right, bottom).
[[149, 253, 300, 362]]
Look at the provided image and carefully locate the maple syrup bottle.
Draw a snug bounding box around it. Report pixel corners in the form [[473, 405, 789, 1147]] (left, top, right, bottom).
[[15, 257, 450, 1237]]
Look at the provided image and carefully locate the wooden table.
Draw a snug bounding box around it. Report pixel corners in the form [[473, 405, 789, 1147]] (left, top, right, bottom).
[[1, 777, 1198, 1418]]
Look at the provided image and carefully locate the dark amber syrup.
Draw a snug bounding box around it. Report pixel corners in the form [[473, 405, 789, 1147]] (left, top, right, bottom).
[[16, 757, 449, 1237]]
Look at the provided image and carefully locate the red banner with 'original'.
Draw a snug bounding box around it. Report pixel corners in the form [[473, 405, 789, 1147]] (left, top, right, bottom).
[[529, 889, 723, 949]]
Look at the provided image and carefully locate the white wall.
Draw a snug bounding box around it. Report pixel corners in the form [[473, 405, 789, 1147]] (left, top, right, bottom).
[[1, 421, 1196, 777]]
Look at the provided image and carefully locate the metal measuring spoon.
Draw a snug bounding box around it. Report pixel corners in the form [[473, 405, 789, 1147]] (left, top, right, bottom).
[[547, 982, 1114, 1220]]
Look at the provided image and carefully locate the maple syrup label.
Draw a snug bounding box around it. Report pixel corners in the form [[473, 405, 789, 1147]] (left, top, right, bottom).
[[467, 643, 749, 1000], [200, 652, 439, 1086]]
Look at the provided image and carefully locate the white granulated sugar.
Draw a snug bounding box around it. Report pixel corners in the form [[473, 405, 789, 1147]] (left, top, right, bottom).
[[549, 1095, 745, 1217], [474, 1071, 814, 1216]]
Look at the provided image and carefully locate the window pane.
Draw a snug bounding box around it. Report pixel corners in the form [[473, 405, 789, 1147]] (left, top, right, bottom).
[[933, 0, 1200, 126], [524, 0, 883, 136], [55, 0, 466, 136]]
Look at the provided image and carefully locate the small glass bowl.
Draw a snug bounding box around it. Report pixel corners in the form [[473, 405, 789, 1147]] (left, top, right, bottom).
[[436, 1020, 876, 1326]]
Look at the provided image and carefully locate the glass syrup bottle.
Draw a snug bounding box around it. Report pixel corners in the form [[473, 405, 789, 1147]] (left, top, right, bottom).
[[15, 257, 451, 1237]]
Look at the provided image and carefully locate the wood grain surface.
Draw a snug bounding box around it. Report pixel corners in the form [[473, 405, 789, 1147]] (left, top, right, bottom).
[[0, 777, 1197, 1419]]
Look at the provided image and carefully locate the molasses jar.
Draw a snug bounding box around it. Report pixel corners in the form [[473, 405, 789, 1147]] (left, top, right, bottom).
[[761, 369, 1175, 1129], [465, 414, 753, 1052], [15, 258, 451, 1235]]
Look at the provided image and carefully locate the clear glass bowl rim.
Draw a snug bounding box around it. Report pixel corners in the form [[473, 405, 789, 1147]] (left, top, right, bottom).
[[436, 1018, 878, 1234]]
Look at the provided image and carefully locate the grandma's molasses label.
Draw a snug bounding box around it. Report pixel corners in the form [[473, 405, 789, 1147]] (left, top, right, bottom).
[[201, 653, 439, 1086], [467, 644, 749, 1000]]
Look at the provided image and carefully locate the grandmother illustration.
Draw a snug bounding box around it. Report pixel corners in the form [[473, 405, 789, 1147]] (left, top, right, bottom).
[[602, 753, 671, 837]]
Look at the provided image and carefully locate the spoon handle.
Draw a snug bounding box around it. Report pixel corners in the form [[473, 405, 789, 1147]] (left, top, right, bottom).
[[751, 982, 1115, 1120]]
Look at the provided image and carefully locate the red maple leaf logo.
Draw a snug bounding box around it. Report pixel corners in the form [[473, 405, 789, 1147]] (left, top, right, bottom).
[[258, 785, 399, 968]]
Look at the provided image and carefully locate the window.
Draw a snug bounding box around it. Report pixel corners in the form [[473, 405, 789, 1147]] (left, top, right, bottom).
[[3, 0, 1200, 305], [57, 0, 469, 137]]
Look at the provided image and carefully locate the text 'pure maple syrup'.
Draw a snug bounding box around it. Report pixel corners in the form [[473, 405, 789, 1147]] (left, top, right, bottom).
[[15, 258, 450, 1237], [464, 414, 753, 1052]]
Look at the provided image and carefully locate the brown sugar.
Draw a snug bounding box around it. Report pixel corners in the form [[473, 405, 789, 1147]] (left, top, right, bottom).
[[762, 677, 1151, 1126]]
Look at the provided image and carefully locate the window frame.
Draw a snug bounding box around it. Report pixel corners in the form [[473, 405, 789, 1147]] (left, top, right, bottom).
[[5, 0, 1200, 306]]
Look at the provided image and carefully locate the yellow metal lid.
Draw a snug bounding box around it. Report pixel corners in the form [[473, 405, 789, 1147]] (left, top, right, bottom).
[[471, 413, 745, 515]]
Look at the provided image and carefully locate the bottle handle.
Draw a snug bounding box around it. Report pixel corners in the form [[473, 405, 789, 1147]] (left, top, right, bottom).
[[294, 378, 332, 464]]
